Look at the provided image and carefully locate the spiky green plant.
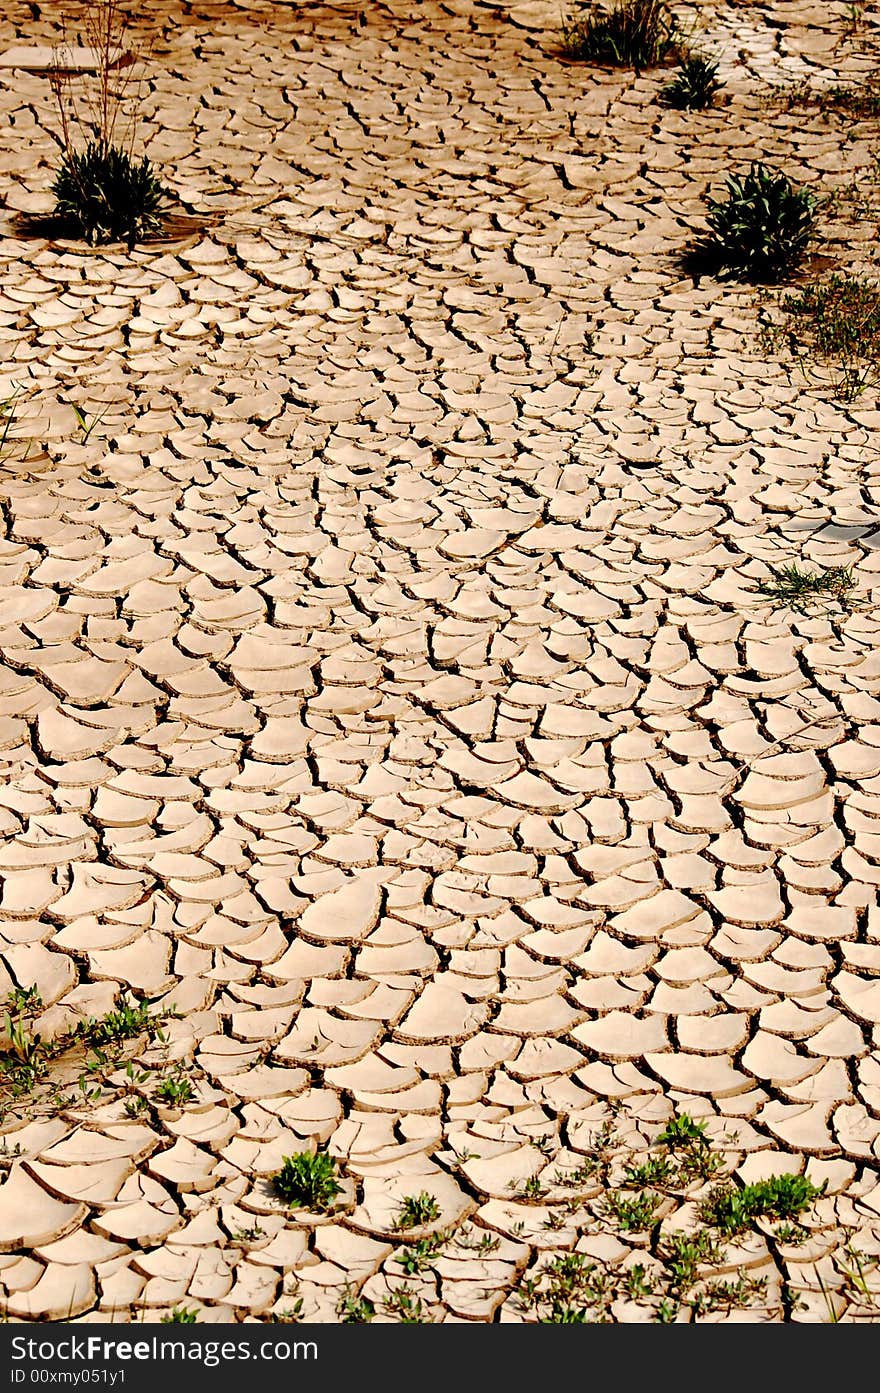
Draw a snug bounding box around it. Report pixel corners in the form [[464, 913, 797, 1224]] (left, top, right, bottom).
[[52, 140, 169, 246], [661, 54, 723, 109], [688, 163, 818, 282]]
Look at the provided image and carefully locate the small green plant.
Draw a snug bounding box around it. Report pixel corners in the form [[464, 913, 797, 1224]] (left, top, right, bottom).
[[0, 988, 49, 1096], [382, 1286, 430, 1323], [661, 53, 723, 109], [701, 1174, 827, 1236], [692, 1270, 768, 1315], [0, 1136, 22, 1165], [4, 987, 41, 1017], [230, 1225, 265, 1244], [560, 0, 681, 68], [52, 140, 169, 247], [275, 1297, 305, 1322], [153, 1066, 194, 1108], [656, 1114, 710, 1152], [0, 384, 28, 464], [568, 1115, 621, 1186], [161, 1307, 198, 1323], [272, 1149, 342, 1212], [335, 1287, 375, 1322], [835, 1243, 880, 1307], [455, 1227, 500, 1254], [396, 1233, 447, 1274], [687, 163, 819, 282], [393, 1192, 442, 1230], [664, 1229, 723, 1291], [756, 562, 856, 613], [624, 1155, 676, 1188], [511, 1175, 546, 1202], [653, 1113, 723, 1183], [624, 1264, 654, 1301], [606, 1190, 659, 1232]]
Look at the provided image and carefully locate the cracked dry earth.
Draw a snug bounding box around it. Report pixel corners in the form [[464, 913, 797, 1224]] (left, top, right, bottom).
[[0, 0, 880, 1325]]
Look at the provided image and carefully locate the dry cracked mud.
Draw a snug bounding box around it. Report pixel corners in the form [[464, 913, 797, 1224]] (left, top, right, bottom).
[[0, 0, 879, 1323]]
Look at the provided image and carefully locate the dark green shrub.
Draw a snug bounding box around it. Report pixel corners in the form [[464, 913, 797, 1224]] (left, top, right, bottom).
[[561, 0, 681, 67], [687, 162, 818, 282], [661, 54, 723, 108], [51, 140, 169, 246]]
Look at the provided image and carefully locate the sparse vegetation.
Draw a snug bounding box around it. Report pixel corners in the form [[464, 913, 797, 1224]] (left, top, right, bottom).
[[505, 1118, 824, 1320], [761, 274, 880, 398], [382, 1286, 430, 1322], [272, 1150, 342, 1212], [661, 54, 723, 109], [756, 562, 856, 612], [560, 0, 681, 68], [0, 384, 28, 465], [686, 163, 819, 282], [605, 1190, 659, 1232], [767, 76, 880, 120], [77, 999, 155, 1048]]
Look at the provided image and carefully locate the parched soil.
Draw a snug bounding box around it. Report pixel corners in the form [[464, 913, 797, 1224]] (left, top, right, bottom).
[[0, 0, 879, 1323]]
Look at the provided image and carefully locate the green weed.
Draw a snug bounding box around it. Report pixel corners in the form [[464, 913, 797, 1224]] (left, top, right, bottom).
[[701, 1174, 827, 1236], [272, 1150, 342, 1212], [393, 1192, 442, 1230], [756, 563, 856, 612]]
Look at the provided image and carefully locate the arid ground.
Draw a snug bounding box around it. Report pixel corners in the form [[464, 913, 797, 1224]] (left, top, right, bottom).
[[0, 0, 879, 1323]]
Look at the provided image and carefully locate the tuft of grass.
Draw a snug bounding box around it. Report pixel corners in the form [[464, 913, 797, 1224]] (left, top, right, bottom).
[[701, 1174, 827, 1236], [686, 162, 818, 283], [756, 562, 856, 613], [52, 140, 169, 247], [272, 1149, 342, 1212], [393, 1192, 442, 1230], [560, 0, 681, 68], [661, 53, 723, 109]]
